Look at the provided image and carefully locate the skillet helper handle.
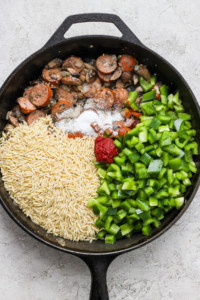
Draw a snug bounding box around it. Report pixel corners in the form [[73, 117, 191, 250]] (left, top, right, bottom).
[[81, 255, 117, 300], [43, 13, 143, 48]]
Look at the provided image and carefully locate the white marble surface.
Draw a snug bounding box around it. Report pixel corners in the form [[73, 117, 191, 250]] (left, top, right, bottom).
[[0, 1, 200, 299]]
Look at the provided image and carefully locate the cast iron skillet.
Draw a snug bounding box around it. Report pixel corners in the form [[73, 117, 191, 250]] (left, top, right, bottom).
[[0, 13, 199, 300]]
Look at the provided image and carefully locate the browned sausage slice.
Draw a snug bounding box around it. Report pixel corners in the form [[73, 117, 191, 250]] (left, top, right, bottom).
[[97, 71, 112, 83], [98, 67, 122, 83], [94, 88, 115, 109], [47, 58, 63, 69], [55, 87, 78, 104], [30, 84, 52, 107], [23, 87, 33, 99], [118, 55, 138, 72], [113, 88, 129, 109], [42, 68, 62, 85], [82, 78, 102, 98], [96, 54, 117, 74], [62, 56, 84, 73], [17, 97, 36, 114], [26, 110, 46, 125], [61, 76, 81, 86], [51, 100, 73, 120]]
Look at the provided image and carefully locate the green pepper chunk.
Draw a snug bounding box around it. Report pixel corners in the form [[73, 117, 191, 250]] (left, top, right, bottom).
[[168, 158, 182, 171], [139, 76, 154, 92], [122, 181, 137, 191], [142, 225, 152, 236], [120, 223, 134, 236], [184, 142, 198, 155], [105, 234, 116, 244], [160, 84, 169, 96], [125, 91, 138, 111], [97, 181, 110, 195], [168, 185, 181, 197], [177, 113, 191, 121], [149, 117, 161, 130], [149, 197, 158, 207], [142, 90, 156, 101], [140, 152, 152, 165], [113, 139, 122, 148], [148, 159, 163, 174], [140, 101, 155, 116], [128, 152, 140, 163], [174, 197, 184, 209], [140, 116, 154, 126], [97, 168, 107, 179], [136, 199, 150, 211], [174, 119, 183, 131]]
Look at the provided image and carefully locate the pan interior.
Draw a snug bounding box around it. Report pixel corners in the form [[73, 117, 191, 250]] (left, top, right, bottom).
[[0, 36, 199, 254]]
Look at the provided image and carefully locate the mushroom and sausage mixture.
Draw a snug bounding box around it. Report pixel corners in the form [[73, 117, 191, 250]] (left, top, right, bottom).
[[5, 54, 155, 137]]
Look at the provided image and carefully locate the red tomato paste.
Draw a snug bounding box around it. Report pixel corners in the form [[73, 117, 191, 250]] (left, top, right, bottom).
[[94, 136, 119, 163]]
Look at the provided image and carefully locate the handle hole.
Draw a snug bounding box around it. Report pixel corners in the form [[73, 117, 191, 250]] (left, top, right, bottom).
[[64, 22, 122, 39]]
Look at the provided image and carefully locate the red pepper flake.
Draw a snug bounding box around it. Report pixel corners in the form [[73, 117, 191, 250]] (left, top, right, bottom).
[[94, 136, 119, 163]]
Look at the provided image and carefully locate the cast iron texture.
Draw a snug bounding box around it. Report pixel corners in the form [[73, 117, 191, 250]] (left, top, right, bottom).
[[0, 14, 199, 300]]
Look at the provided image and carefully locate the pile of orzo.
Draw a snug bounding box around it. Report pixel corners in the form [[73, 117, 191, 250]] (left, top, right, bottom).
[[0, 116, 100, 241]]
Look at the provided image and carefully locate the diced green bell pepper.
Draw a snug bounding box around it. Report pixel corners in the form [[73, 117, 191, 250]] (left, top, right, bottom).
[[168, 158, 182, 171], [148, 159, 163, 174], [142, 90, 156, 101], [140, 101, 155, 116]]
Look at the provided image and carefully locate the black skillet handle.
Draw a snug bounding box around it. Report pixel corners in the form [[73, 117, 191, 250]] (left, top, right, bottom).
[[43, 13, 143, 48], [81, 254, 117, 300]]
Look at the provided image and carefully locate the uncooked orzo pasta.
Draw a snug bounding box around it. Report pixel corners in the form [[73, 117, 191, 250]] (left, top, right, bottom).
[[0, 116, 100, 241]]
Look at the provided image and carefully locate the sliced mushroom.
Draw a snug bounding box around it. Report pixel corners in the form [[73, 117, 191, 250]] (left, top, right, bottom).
[[120, 108, 127, 118], [135, 86, 143, 93], [84, 98, 98, 110], [66, 68, 80, 77], [133, 74, 139, 85], [103, 82, 111, 88], [124, 118, 137, 128], [86, 69, 97, 83], [77, 92, 85, 100], [80, 69, 87, 83], [110, 67, 122, 81], [3, 123, 14, 132], [72, 85, 83, 93], [61, 76, 82, 86], [134, 64, 151, 82], [135, 97, 141, 105], [153, 82, 162, 100], [121, 71, 132, 83], [47, 58, 63, 69], [59, 84, 71, 91], [116, 79, 125, 89], [61, 70, 69, 77], [7, 105, 25, 127], [84, 62, 96, 70], [72, 104, 83, 119]]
